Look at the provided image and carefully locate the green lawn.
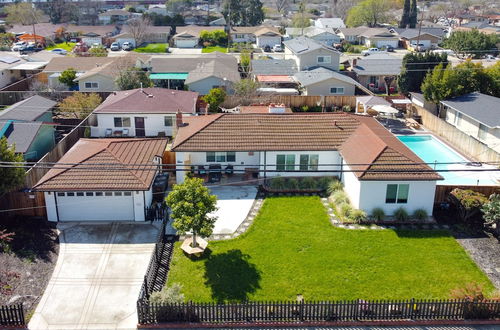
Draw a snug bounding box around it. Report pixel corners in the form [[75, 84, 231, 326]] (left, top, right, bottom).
[[134, 43, 168, 53], [167, 196, 494, 302], [202, 46, 228, 53], [45, 42, 76, 51]]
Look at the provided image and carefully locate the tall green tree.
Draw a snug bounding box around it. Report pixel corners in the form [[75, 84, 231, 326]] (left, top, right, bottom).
[[398, 52, 448, 94], [443, 30, 498, 59], [409, 0, 417, 28], [166, 177, 218, 248], [222, 0, 264, 26], [346, 0, 390, 27], [0, 137, 25, 194], [58, 68, 78, 88], [58, 93, 102, 119], [115, 68, 153, 90], [202, 88, 226, 112], [5, 2, 44, 45], [399, 0, 410, 28]]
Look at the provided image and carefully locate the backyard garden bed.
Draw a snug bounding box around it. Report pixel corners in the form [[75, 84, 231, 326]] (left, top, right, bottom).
[[165, 196, 494, 302]]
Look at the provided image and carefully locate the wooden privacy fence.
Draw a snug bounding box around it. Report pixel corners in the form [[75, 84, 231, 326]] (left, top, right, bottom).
[[413, 105, 500, 163], [221, 95, 357, 109], [137, 299, 500, 324], [435, 185, 500, 204], [0, 304, 25, 327]]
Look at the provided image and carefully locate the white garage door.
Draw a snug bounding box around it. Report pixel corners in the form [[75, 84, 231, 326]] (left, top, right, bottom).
[[376, 39, 398, 48], [175, 39, 197, 48], [56, 192, 135, 221]]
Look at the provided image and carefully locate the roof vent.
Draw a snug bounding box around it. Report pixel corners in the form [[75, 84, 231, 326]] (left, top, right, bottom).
[[147, 94, 153, 98]]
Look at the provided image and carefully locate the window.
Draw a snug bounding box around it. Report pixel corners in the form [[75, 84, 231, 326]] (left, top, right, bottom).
[[276, 154, 295, 171], [95, 192, 103, 196], [105, 192, 112, 196], [299, 154, 319, 171], [317, 56, 331, 64], [124, 192, 132, 196], [330, 87, 344, 95], [57, 192, 65, 197], [385, 184, 409, 204], [114, 117, 131, 127], [455, 112, 462, 126], [369, 76, 378, 84], [114, 192, 122, 196], [478, 124, 488, 140], [85, 192, 94, 196], [206, 152, 235, 162], [67, 192, 75, 196], [84, 82, 99, 89], [164, 116, 173, 127]]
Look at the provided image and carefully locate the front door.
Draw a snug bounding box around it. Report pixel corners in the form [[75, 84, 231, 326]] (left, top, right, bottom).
[[135, 117, 145, 137]]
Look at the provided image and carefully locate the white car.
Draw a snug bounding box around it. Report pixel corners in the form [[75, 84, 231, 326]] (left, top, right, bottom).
[[50, 48, 68, 55], [11, 41, 27, 51], [272, 44, 283, 52], [361, 47, 380, 56], [122, 42, 133, 51]]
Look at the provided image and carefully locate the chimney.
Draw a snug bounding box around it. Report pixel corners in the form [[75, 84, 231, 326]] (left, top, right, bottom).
[[176, 110, 183, 127], [352, 59, 357, 67]]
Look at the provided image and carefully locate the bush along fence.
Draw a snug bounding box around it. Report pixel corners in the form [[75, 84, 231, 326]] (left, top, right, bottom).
[[0, 304, 25, 327], [137, 299, 500, 325]]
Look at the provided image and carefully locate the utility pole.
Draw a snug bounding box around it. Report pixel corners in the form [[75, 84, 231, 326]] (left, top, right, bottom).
[[415, 7, 425, 51]]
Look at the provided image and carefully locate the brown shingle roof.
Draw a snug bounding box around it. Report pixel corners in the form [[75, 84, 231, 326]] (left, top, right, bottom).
[[172, 113, 442, 181], [33, 138, 168, 191], [93, 88, 198, 114]]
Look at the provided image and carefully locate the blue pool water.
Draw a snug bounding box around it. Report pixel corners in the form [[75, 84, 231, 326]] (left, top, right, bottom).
[[397, 135, 497, 185]]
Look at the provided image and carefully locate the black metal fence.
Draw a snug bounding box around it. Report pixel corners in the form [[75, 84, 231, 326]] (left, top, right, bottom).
[[145, 205, 169, 222], [0, 304, 25, 326], [137, 299, 500, 324]]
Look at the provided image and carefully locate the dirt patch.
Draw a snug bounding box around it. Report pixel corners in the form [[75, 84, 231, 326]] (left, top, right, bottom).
[[0, 216, 59, 319]]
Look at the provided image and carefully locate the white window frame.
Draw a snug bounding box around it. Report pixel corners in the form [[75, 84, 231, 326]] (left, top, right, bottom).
[[385, 184, 409, 204], [114, 117, 131, 128], [329, 87, 345, 95], [164, 116, 174, 127], [84, 82, 99, 89], [317, 55, 331, 64]]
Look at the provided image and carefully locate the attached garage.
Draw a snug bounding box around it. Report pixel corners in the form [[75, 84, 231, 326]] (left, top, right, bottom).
[[174, 38, 198, 48], [372, 38, 399, 48]]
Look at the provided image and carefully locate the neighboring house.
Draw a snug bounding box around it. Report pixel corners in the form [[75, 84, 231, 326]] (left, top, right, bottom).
[[293, 67, 364, 96], [65, 25, 120, 43], [209, 17, 227, 26], [98, 9, 134, 25], [336, 27, 370, 44], [172, 113, 442, 215], [90, 88, 198, 138], [33, 138, 168, 222], [114, 26, 171, 47], [7, 23, 60, 41], [147, 4, 167, 16], [350, 54, 402, 93], [355, 95, 391, 114], [392, 28, 446, 49], [172, 25, 222, 48], [0, 54, 47, 89], [314, 18, 346, 29], [251, 59, 298, 89], [442, 92, 500, 153], [410, 92, 437, 114], [150, 52, 238, 91], [185, 60, 240, 95], [81, 32, 104, 46], [359, 28, 399, 48], [454, 23, 500, 35], [0, 95, 56, 161], [230, 26, 281, 47], [284, 36, 341, 71], [285, 27, 341, 46]]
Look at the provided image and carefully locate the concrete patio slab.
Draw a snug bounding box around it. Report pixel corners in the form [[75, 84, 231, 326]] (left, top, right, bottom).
[[29, 222, 159, 330], [208, 186, 258, 235]]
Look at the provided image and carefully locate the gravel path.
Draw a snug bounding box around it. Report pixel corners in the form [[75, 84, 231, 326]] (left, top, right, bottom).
[[455, 232, 500, 290]]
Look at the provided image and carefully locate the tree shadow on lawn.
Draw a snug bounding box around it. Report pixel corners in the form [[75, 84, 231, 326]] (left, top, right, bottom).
[[203, 249, 261, 303], [393, 229, 454, 239]]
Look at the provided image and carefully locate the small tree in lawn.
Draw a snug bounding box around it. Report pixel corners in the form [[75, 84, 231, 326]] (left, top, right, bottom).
[[481, 194, 500, 236], [166, 177, 217, 248], [58, 68, 78, 89]]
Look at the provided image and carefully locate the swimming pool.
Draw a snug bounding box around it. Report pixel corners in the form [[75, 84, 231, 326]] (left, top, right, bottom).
[[398, 135, 498, 185]]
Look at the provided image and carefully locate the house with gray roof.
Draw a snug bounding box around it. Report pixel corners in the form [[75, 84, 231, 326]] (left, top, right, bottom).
[[391, 28, 446, 49], [349, 54, 402, 93], [285, 27, 340, 47], [284, 36, 341, 71], [0, 95, 56, 161], [293, 67, 365, 96], [442, 92, 500, 153]]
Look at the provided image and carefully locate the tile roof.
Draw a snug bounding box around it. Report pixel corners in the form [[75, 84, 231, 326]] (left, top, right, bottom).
[[441, 92, 500, 128], [184, 60, 241, 84], [172, 113, 441, 181], [251, 59, 298, 75], [0, 96, 56, 121], [33, 138, 168, 191], [293, 67, 362, 87], [93, 88, 198, 114], [239, 105, 292, 113], [0, 120, 42, 154]]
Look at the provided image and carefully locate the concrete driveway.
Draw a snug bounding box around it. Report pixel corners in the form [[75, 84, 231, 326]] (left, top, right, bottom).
[[29, 222, 159, 329]]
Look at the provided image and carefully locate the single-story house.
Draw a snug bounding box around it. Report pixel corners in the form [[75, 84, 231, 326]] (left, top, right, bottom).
[[33, 138, 168, 222], [90, 88, 198, 138], [0, 95, 57, 161], [98, 9, 135, 25], [172, 25, 222, 48], [7, 23, 60, 41], [230, 26, 281, 46], [0, 54, 47, 89], [147, 4, 167, 16], [81, 32, 104, 46], [184, 60, 240, 95], [359, 28, 400, 48], [114, 26, 171, 47], [293, 67, 364, 96], [350, 54, 402, 93], [284, 36, 341, 71], [392, 28, 446, 49], [172, 113, 442, 215], [442, 92, 500, 153], [336, 27, 370, 44], [314, 18, 346, 29], [65, 25, 121, 44], [410, 92, 437, 114], [251, 59, 298, 89], [285, 27, 341, 46]]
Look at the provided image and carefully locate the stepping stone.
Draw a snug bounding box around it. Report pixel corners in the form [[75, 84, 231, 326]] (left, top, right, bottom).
[[331, 219, 339, 224], [337, 224, 346, 228], [348, 225, 356, 230]]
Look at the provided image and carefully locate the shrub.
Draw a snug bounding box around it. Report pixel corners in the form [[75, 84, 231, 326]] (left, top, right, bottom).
[[394, 207, 409, 221], [340, 203, 353, 219], [349, 209, 367, 223], [450, 282, 500, 319], [287, 178, 299, 190], [327, 180, 343, 195], [317, 177, 334, 190], [331, 190, 350, 205], [413, 209, 428, 220], [449, 188, 487, 225], [150, 283, 185, 304], [299, 177, 317, 190], [269, 177, 286, 190], [371, 207, 385, 221]]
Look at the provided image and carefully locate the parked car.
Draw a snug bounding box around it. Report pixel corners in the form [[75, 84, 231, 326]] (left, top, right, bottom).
[[263, 45, 271, 52], [272, 44, 283, 52], [91, 43, 101, 48], [19, 45, 42, 54], [11, 41, 27, 51], [110, 42, 120, 51], [386, 45, 395, 52], [122, 42, 133, 51], [50, 48, 68, 55], [361, 47, 380, 56], [485, 54, 498, 61], [411, 43, 427, 52]]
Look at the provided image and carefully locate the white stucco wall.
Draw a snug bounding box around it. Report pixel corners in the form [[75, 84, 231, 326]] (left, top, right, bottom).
[[77, 75, 117, 92], [302, 78, 356, 96], [91, 113, 180, 137], [262, 151, 341, 177], [188, 76, 233, 95]]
